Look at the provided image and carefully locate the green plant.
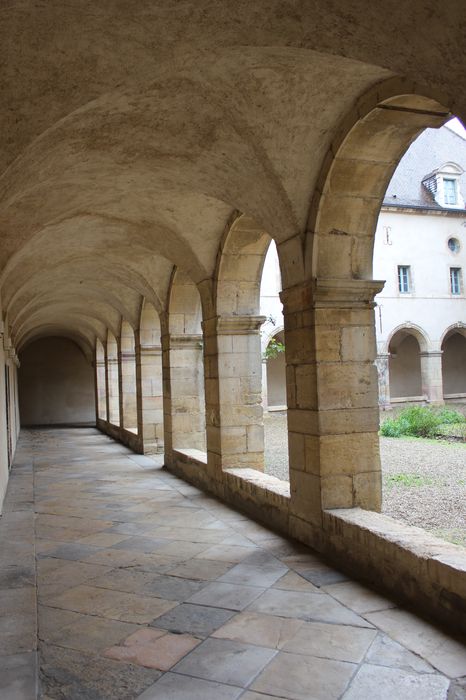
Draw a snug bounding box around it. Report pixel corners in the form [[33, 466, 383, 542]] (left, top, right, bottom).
[[385, 473, 434, 488], [379, 405, 464, 438], [435, 407, 466, 424], [264, 337, 285, 360]]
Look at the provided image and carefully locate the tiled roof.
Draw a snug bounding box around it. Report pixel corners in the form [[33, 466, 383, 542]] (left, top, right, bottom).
[[382, 125, 466, 210]]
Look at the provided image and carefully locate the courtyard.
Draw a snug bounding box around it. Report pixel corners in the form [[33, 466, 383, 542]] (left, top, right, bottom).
[[264, 412, 466, 547]]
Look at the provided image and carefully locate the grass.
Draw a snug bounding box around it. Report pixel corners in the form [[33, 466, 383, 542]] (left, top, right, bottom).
[[385, 473, 435, 489], [380, 406, 466, 439]]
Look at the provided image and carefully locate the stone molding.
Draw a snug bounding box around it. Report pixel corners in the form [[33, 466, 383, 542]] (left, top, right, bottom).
[[203, 315, 266, 336], [168, 333, 203, 349], [280, 278, 385, 311], [420, 350, 443, 358]]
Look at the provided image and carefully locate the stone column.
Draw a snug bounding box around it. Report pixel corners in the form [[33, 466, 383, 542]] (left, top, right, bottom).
[[135, 338, 164, 453], [162, 326, 205, 458], [107, 356, 120, 426], [280, 278, 384, 544], [120, 350, 138, 431], [420, 351, 444, 404], [261, 358, 268, 410], [96, 356, 107, 421], [203, 314, 265, 473], [375, 353, 390, 408]]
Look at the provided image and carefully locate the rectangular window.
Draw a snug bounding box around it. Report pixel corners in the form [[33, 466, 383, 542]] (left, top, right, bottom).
[[398, 265, 411, 293], [450, 267, 462, 295], [444, 178, 457, 205]]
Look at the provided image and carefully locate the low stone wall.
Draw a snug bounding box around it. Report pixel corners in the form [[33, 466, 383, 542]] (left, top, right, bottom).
[[97, 419, 143, 454], [167, 449, 466, 635]]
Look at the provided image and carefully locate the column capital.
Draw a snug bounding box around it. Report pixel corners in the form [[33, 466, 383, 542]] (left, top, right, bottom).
[[280, 278, 385, 311], [168, 333, 203, 349], [420, 350, 443, 358], [139, 343, 162, 356], [203, 315, 266, 336]]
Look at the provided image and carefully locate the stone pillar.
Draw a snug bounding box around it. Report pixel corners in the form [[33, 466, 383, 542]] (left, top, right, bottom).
[[107, 356, 120, 425], [281, 279, 384, 543], [120, 350, 138, 431], [420, 351, 444, 404], [162, 326, 205, 458], [261, 358, 268, 410], [203, 314, 265, 473], [96, 356, 107, 421], [136, 338, 164, 453], [375, 353, 391, 408]]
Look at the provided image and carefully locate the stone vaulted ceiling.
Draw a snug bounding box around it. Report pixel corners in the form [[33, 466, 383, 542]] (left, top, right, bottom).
[[1, 0, 465, 356]]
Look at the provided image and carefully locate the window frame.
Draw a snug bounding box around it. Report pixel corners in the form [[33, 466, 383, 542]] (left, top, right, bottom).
[[397, 265, 411, 294], [450, 267, 462, 295]]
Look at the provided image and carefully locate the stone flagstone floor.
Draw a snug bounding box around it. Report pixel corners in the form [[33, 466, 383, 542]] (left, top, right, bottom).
[[0, 428, 465, 699]]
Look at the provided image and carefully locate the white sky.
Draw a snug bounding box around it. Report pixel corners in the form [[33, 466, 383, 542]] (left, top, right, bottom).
[[445, 117, 466, 139]]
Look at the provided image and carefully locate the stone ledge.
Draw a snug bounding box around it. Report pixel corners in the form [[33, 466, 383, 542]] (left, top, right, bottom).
[[173, 448, 208, 465], [323, 508, 466, 634]]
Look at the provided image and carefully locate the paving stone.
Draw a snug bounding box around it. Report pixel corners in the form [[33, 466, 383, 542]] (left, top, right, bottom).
[[366, 633, 435, 673], [217, 561, 288, 588], [323, 580, 396, 613], [248, 588, 373, 627], [167, 559, 233, 580], [0, 651, 38, 700], [150, 603, 235, 637], [212, 611, 304, 648], [0, 614, 36, 655], [272, 569, 321, 592], [39, 643, 162, 700], [282, 620, 377, 662], [194, 544, 256, 563], [40, 543, 102, 562], [45, 584, 177, 624], [298, 566, 349, 587], [343, 663, 450, 700], [0, 565, 35, 589], [365, 609, 466, 677], [104, 627, 200, 670], [135, 672, 243, 699], [46, 614, 139, 653], [0, 587, 36, 616], [251, 650, 356, 699], [187, 581, 264, 611], [172, 637, 277, 687]]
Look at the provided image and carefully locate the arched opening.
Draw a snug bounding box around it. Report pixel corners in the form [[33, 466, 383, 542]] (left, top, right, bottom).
[[106, 330, 120, 426], [139, 300, 164, 453], [18, 336, 96, 426], [166, 270, 206, 454], [120, 320, 138, 433], [442, 330, 466, 397], [388, 330, 423, 400], [96, 338, 107, 421]]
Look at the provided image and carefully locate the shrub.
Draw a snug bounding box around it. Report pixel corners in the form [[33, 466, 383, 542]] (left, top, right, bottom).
[[380, 405, 464, 438]]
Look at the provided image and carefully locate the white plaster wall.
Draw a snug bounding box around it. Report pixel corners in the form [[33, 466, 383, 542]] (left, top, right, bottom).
[[374, 209, 466, 351], [18, 337, 96, 426]]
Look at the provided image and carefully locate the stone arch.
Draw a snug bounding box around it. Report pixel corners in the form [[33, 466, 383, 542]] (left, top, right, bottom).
[[138, 299, 164, 453], [388, 326, 428, 399], [95, 338, 107, 422], [120, 319, 138, 432], [385, 323, 430, 355], [215, 213, 272, 317], [106, 330, 120, 426], [306, 79, 452, 281], [441, 324, 466, 396], [164, 268, 205, 455]]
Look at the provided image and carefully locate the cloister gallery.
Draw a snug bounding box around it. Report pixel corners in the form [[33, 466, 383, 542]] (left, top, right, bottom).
[[0, 2, 465, 698]]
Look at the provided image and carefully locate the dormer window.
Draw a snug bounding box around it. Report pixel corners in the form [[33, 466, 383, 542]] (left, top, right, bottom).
[[443, 178, 457, 205], [422, 162, 464, 209]]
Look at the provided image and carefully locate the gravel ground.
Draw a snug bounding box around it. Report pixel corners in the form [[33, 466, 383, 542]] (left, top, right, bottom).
[[264, 411, 466, 547]]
